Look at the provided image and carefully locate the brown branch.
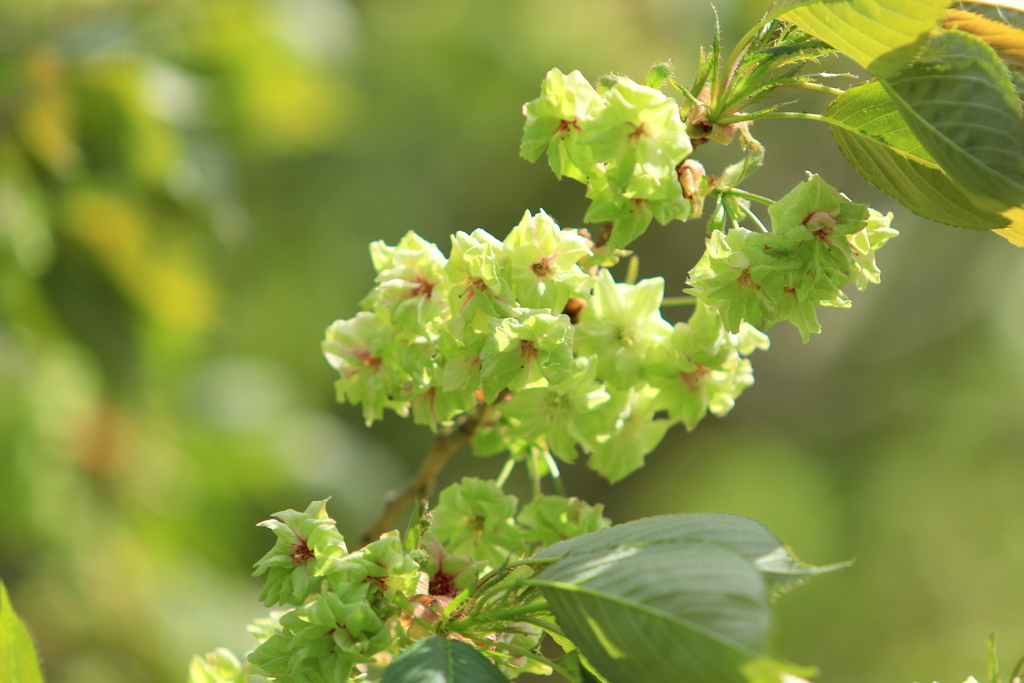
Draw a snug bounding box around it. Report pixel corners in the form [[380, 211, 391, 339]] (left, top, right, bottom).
[[360, 403, 487, 545]]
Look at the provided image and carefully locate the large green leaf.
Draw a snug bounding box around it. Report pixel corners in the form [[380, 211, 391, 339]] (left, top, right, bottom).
[[0, 579, 45, 683], [533, 541, 769, 683], [532, 512, 842, 591], [882, 29, 1024, 210], [777, 0, 953, 77], [825, 80, 1007, 230], [380, 636, 508, 683]]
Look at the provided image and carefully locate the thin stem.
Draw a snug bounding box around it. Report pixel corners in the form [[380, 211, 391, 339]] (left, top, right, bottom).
[[625, 255, 640, 285], [513, 616, 566, 638], [721, 187, 775, 206], [463, 635, 575, 680], [718, 110, 861, 135], [542, 449, 565, 496], [740, 202, 770, 233], [360, 403, 488, 545], [661, 296, 698, 307], [778, 81, 845, 96], [462, 600, 550, 627], [496, 458, 515, 487]]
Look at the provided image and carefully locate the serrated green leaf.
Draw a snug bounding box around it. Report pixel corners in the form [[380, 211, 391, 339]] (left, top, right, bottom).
[[0, 579, 45, 683], [534, 542, 769, 683], [882, 30, 1024, 210], [826, 80, 1024, 245], [825, 80, 1006, 230], [380, 636, 509, 683], [532, 512, 843, 591], [777, 0, 952, 77]]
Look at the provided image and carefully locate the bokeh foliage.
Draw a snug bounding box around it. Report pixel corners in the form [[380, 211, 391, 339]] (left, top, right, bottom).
[[0, 1, 1022, 682]]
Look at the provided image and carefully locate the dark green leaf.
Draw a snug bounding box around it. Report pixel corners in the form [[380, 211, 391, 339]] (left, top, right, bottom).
[[0, 579, 45, 683], [381, 636, 508, 683], [826, 80, 1007, 230], [534, 541, 769, 683], [531, 512, 842, 591], [882, 30, 1024, 210]]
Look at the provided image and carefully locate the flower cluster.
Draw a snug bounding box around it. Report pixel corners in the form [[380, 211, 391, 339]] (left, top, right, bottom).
[[687, 175, 897, 342], [244, 500, 420, 683], [430, 477, 611, 569], [521, 68, 695, 249], [324, 213, 769, 483], [323, 74, 897, 487]]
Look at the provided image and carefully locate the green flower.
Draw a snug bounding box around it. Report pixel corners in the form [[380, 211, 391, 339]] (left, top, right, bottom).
[[323, 312, 416, 426], [768, 174, 867, 294], [648, 302, 766, 430], [188, 648, 246, 683], [421, 534, 480, 597], [685, 228, 793, 334], [248, 593, 387, 683], [363, 231, 449, 329], [580, 78, 691, 188], [848, 208, 898, 290], [431, 477, 525, 566], [517, 494, 610, 547], [503, 210, 592, 312], [479, 310, 575, 402], [587, 384, 672, 483], [574, 269, 672, 388], [499, 356, 612, 463], [521, 68, 605, 181], [253, 499, 349, 607], [445, 229, 517, 335], [321, 530, 421, 605], [583, 164, 656, 249]]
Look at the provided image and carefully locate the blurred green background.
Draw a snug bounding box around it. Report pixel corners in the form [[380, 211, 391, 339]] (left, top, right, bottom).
[[1, 0, 1022, 682]]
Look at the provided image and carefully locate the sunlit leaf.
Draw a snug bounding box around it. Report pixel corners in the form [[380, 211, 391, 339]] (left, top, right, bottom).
[[380, 636, 509, 683], [0, 579, 45, 683], [776, 0, 953, 77], [534, 542, 769, 683], [942, 7, 1024, 67]]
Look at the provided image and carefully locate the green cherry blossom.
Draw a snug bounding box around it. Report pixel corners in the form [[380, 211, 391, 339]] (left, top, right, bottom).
[[517, 494, 611, 547], [323, 312, 416, 426], [587, 383, 672, 483], [503, 209, 592, 312], [648, 302, 765, 431], [445, 229, 517, 335], [521, 68, 605, 181], [848, 208, 898, 290], [479, 311, 575, 402], [431, 477, 525, 566], [580, 78, 692, 188], [499, 356, 612, 463], [252, 499, 349, 607], [363, 231, 449, 329], [575, 269, 673, 388], [685, 228, 789, 334]]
